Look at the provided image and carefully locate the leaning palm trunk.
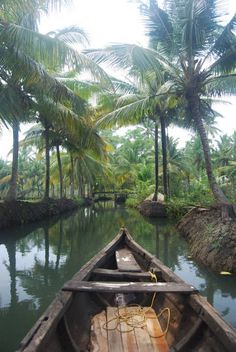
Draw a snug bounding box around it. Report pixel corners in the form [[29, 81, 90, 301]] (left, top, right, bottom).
[[191, 96, 235, 218], [6, 120, 19, 201], [56, 143, 63, 199], [153, 122, 159, 201], [44, 125, 50, 199], [160, 113, 168, 198]]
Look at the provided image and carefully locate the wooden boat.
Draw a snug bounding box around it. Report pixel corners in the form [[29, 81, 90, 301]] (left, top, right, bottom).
[[18, 228, 236, 352]]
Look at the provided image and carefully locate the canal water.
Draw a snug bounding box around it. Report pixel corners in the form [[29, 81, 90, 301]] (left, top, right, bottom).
[[0, 203, 236, 351]]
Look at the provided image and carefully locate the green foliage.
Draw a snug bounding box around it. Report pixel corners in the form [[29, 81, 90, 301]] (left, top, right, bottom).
[[126, 197, 139, 208], [186, 178, 214, 206], [1, 0, 236, 206], [126, 180, 154, 208], [0, 159, 11, 197], [88, 0, 236, 205], [165, 198, 190, 219], [71, 196, 85, 206]]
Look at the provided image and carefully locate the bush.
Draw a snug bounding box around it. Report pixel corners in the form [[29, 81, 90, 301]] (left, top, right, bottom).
[[126, 197, 139, 208], [166, 198, 191, 219], [126, 181, 154, 208]]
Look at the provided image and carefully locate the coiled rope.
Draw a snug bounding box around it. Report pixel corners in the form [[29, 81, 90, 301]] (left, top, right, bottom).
[[103, 272, 171, 338]]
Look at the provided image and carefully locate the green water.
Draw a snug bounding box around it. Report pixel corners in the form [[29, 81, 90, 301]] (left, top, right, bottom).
[[0, 203, 236, 352]]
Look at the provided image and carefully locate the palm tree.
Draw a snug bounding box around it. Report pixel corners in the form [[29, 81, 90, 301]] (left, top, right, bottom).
[[213, 134, 234, 189], [141, 0, 236, 214], [88, 0, 236, 216], [2, 82, 34, 200], [94, 73, 180, 199], [24, 116, 109, 199], [0, 0, 112, 201]]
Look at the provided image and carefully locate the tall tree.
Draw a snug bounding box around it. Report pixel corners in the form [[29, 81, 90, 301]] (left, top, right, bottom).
[[0, 0, 112, 200], [88, 0, 236, 216], [141, 0, 236, 214], [5, 120, 20, 201]]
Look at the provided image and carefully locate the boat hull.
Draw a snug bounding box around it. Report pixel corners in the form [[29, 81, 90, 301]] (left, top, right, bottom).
[[18, 228, 236, 352]]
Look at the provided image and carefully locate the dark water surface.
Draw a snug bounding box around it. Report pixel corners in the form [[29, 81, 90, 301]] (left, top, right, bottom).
[[0, 203, 236, 351]]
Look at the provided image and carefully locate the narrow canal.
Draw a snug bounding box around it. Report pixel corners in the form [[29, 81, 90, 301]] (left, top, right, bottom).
[[0, 203, 236, 352]]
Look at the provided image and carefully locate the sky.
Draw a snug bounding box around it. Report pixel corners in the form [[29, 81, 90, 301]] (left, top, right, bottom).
[[0, 0, 236, 158]]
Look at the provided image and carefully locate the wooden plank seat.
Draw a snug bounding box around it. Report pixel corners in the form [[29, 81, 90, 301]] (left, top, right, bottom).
[[63, 281, 197, 293], [115, 249, 141, 272], [92, 268, 162, 280], [90, 306, 169, 351]]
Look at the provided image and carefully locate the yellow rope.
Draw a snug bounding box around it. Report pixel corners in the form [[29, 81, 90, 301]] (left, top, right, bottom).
[[103, 272, 171, 338], [148, 270, 157, 308]]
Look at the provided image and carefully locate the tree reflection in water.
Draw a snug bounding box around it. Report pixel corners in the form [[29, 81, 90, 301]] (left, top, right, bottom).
[[0, 202, 236, 352]]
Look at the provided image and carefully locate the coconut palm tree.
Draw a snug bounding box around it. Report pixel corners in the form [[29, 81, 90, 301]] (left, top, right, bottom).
[[141, 0, 236, 213], [23, 114, 109, 199], [87, 0, 236, 216], [92, 71, 180, 199], [1, 0, 112, 201], [2, 81, 35, 200]]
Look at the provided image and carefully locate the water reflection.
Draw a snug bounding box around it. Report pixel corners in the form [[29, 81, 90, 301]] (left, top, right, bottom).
[[0, 202, 236, 351]]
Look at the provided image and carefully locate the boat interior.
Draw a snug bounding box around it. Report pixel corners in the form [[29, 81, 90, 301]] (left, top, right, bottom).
[[19, 230, 236, 352]]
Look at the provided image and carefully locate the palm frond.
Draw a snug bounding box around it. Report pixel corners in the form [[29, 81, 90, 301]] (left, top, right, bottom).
[[208, 45, 236, 74], [47, 25, 89, 46], [141, 0, 174, 53], [96, 96, 155, 129], [85, 44, 180, 80], [116, 94, 142, 107], [35, 97, 86, 133], [165, 0, 225, 57], [0, 21, 113, 88], [0, 45, 84, 107], [206, 74, 236, 96], [0, 174, 11, 184], [0, 81, 33, 124], [208, 13, 236, 58], [111, 77, 140, 95], [56, 77, 105, 100]]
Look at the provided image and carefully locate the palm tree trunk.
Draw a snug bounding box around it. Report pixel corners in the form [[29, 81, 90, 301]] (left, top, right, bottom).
[[44, 124, 50, 199], [192, 97, 235, 218], [160, 113, 168, 198], [56, 143, 63, 199], [166, 128, 170, 197], [43, 226, 49, 285], [155, 225, 160, 257], [6, 242, 18, 306], [6, 120, 19, 201], [153, 122, 159, 201], [70, 154, 75, 198], [55, 219, 63, 271], [51, 184, 55, 198]]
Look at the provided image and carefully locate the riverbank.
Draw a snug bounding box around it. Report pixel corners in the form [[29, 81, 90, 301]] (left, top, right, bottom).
[[0, 198, 79, 229], [136, 198, 236, 273], [177, 206, 236, 273]]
